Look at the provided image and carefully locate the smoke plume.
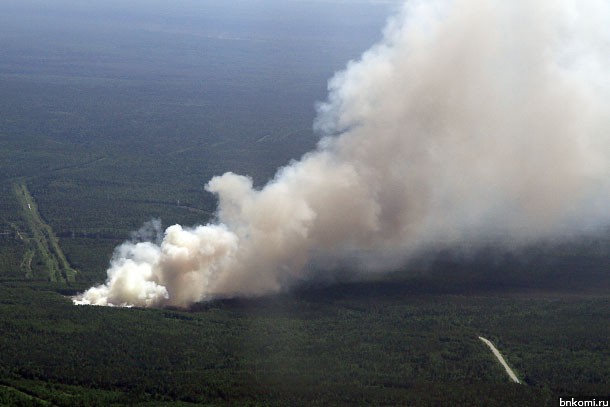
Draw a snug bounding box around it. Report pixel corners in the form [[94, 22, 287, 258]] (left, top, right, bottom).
[[74, 0, 610, 308]]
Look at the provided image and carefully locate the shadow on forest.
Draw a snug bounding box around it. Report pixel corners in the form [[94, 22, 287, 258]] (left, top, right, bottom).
[[190, 237, 610, 312]]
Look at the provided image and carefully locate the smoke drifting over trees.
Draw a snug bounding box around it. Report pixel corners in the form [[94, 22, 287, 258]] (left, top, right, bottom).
[[75, 0, 610, 308]]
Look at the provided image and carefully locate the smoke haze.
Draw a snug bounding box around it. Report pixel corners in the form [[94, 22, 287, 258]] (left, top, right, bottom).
[[74, 0, 610, 308]]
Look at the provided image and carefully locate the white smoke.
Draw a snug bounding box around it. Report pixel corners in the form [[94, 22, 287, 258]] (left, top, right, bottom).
[[74, 0, 610, 308]]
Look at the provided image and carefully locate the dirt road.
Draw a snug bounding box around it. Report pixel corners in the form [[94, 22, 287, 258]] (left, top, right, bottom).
[[479, 336, 521, 384]]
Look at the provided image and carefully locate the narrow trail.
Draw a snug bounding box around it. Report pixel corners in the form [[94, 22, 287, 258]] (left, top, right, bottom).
[[479, 336, 521, 384], [0, 384, 54, 406], [12, 181, 77, 282]]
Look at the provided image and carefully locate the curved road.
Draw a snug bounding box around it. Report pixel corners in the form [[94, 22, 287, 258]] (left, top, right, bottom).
[[478, 336, 521, 384]]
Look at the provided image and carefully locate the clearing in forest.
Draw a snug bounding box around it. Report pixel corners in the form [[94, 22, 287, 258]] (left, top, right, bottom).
[[12, 182, 77, 282]]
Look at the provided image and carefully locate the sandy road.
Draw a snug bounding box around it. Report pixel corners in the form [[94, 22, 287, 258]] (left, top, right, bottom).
[[479, 336, 521, 384]]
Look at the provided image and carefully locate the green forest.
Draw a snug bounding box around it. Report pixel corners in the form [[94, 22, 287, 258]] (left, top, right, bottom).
[[1, 1, 609, 405], [0, 278, 608, 405]]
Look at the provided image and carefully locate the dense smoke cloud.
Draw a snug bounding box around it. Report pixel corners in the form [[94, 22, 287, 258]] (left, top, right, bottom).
[[74, 0, 610, 308]]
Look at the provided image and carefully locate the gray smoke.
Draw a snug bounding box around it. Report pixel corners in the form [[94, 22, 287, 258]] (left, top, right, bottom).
[[74, 0, 610, 308]]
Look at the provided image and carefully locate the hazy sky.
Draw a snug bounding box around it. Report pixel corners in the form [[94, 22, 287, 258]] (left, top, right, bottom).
[[0, 0, 397, 84], [0, 0, 400, 30]]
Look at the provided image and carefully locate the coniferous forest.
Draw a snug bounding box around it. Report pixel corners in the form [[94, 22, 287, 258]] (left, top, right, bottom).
[[0, 1, 608, 405]]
